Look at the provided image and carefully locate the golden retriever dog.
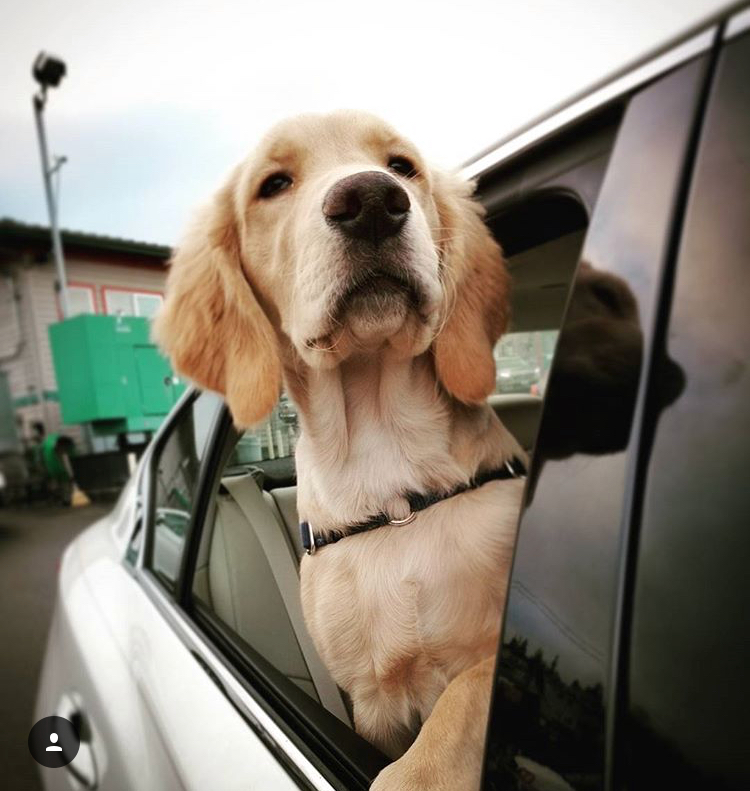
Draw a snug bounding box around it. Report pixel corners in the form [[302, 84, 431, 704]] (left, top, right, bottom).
[[155, 110, 526, 790]]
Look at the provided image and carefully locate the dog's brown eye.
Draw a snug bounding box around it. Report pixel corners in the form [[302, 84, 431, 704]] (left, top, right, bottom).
[[388, 156, 418, 178], [259, 172, 293, 198]]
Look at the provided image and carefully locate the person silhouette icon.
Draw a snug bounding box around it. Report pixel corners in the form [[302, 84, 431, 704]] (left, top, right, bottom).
[[46, 733, 62, 752], [29, 716, 79, 767]]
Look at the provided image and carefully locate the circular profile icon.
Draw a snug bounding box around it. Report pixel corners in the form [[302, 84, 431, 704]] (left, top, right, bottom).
[[28, 716, 80, 768]]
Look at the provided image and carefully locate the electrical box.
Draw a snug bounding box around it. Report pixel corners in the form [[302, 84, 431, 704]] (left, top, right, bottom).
[[49, 314, 186, 434]]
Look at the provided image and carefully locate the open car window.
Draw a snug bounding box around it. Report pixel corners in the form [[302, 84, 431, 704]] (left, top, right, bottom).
[[185, 419, 391, 789]]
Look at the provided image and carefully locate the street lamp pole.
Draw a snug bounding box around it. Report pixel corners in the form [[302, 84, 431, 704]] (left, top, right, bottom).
[[32, 52, 69, 318]]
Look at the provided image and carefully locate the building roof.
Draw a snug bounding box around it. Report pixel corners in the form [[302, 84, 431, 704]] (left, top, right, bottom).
[[0, 218, 172, 261]]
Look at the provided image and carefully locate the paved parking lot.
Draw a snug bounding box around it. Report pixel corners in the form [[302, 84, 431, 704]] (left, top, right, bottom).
[[0, 503, 109, 790]]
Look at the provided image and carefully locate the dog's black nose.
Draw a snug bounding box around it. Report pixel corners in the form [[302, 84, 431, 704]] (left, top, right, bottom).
[[323, 171, 410, 243]]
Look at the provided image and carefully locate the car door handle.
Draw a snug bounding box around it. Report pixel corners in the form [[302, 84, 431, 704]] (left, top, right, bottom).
[[56, 692, 99, 790]]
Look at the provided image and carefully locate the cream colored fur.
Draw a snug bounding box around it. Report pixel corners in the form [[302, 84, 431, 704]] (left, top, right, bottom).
[[155, 110, 526, 790]]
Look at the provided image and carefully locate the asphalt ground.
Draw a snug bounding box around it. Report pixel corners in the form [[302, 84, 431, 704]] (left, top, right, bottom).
[[0, 503, 109, 790]]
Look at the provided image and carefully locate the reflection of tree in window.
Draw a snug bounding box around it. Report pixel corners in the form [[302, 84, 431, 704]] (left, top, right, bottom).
[[489, 637, 605, 786]]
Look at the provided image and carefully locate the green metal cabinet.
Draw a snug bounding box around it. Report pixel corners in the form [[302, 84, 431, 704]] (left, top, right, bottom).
[[49, 314, 185, 434]]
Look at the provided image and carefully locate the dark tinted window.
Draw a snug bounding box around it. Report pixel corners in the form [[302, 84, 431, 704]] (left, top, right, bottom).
[[625, 32, 750, 791], [483, 55, 712, 790]]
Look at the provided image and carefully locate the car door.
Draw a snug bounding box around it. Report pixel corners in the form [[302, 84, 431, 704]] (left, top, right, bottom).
[[622, 18, 750, 791], [35, 390, 306, 791], [478, 20, 725, 791], [129, 389, 313, 791]]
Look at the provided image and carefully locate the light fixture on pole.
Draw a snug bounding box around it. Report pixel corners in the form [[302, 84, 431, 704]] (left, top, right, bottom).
[[32, 51, 69, 317]]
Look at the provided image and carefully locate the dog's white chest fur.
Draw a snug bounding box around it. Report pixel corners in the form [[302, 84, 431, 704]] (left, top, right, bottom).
[[300, 478, 523, 758]]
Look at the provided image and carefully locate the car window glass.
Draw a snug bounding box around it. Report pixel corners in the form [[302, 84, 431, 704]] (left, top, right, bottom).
[[148, 391, 222, 590], [483, 56, 711, 790], [625, 33, 750, 790]]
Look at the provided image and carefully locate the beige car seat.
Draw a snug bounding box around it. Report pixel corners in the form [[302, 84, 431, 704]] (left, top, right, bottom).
[[204, 473, 350, 724]]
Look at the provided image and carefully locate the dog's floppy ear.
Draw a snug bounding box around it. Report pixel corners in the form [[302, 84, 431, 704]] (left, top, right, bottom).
[[432, 171, 510, 404], [153, 176, 281, 427]]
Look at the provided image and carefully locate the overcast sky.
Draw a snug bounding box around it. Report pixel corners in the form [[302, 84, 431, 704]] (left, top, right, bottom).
[[0, 0, 732, 245]]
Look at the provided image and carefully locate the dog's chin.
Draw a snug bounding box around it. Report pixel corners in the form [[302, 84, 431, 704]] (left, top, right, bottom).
[[301, 275, 436, 367], [344, 274, 413, 343]]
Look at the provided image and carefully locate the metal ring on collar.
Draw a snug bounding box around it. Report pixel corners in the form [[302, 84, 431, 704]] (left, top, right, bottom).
[[388, 511, 417, 526], [303, 521, 317, 555]]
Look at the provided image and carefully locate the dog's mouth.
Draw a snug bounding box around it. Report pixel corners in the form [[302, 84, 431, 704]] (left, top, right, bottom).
[[334, 270, 427, 334], [340, 271, 424, 313], [305, 271, 427, 352]]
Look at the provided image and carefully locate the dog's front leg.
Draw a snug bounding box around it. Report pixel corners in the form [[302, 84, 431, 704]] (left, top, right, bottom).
[[369, 656, 495, 791], [353, 686, 419, 760]]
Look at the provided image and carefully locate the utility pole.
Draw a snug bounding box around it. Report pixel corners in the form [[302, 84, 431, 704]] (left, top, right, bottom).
[[32, 52, 69, 317]]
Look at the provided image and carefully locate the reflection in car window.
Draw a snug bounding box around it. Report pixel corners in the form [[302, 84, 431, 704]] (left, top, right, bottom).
[[149, 391, 221, 589]]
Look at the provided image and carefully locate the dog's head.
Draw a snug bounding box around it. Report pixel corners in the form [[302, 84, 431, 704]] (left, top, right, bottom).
[[154, 111, 509, 426]]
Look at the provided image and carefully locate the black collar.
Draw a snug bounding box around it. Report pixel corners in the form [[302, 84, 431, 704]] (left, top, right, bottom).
[[300, 457, 526, 554]]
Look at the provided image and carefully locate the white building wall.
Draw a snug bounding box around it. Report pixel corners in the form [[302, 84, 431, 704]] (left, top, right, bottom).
[[0, 273, 25, 393]]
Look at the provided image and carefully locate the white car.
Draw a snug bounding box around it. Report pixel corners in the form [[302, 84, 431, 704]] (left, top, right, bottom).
[[35, 7, 750, 790]]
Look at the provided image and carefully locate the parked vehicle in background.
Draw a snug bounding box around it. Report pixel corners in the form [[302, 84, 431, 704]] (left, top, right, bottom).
[[494, 330, 557, 395], [34, 6, 750, 790], [495, 356, 540, 394]]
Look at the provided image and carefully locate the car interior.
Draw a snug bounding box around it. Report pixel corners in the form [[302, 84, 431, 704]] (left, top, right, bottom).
[[162, 194, 589, 738]]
